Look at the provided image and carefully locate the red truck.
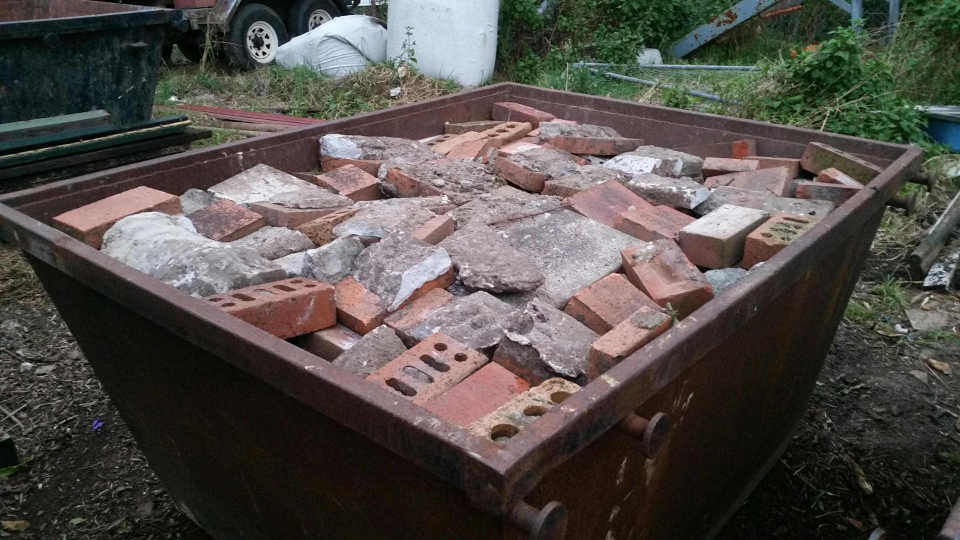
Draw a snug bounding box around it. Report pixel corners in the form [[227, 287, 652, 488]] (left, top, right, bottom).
[[137, 0, 356, 67]]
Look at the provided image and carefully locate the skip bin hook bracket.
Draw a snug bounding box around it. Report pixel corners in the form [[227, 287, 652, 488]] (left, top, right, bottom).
[[509, 500, 568, 540]]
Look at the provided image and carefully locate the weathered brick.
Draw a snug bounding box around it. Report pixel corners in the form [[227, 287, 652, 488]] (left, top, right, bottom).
[[332, 325, 407, 376], [249, 202, 343, 228], [800, 141, 882, 182], [731, 139, 757, 159], [431, 131, 488, 155], [702, 157, 759, 177], [313, 165, 382, 201], [563, 273, 658, 334], [319, 134, 437, 171], [381, 159, 503, 205], [445, 138, 490, 161], [366, 334, 488, 405], [334, 276, 386, 335], [412, 214, 455, 245], [743, 155, 801, 178], [423, 362, 530, 427], [621, 241, 713, 318], [703, 166, 793, 197], [495, 155, 547, 192], [494, 146, 581, 193], [613, 204, 695, 242], [384, 288, 453, 336], [52, 186, 181, 248], [445, 120, 505, 134], [542, 135, 644, 156], [620, 173, 710, 209], [541, 166, 628, 198], [321, 158, 382, 176], [294, 208, 359, 245], [481, 121, 535, 147], [741, 213, 816, 270], [188, 198, 265, 242], [816, 167, 864, 188], [492, 102, 555, 127], [293, 324, 361, 360], [469, 378, 580, 444], [794, 181, 861, 205], [205, 278, 335, 338], [587, 305, 671, 379], [567, 180, 654, 227], [694, 186, 834, 221], [679, 204, 770, 268]]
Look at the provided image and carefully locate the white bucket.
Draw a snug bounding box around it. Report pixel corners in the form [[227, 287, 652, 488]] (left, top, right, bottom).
[[386, 0, 499, 87]]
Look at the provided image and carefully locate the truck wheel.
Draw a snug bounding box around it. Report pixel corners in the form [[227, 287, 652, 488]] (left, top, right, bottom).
[[226, 3, 289, 69], [289, 0, 340, 36]]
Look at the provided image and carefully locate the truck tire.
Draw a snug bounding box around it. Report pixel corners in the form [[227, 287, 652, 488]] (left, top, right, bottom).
[[288, 0, 340, 36], [225, 3, 289, 69]]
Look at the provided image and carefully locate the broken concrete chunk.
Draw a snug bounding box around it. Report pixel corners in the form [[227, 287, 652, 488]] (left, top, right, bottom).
[[469, 378, 581, 444], [276, 236, 364, 282], [101, 212, 207, 272], [331, 325, 407, 377], [402, 291, 514, 353], [52, 186, 182, 249], [352, 233, 455, 312], [439, 226, 544, 293], [694, 186, 834, 220], [333, 198, 438, 240], [319, 134, 437, 164], [800, 141, 882, 182], [538, 122, 620, 139], [229, 226, 315, 260], [493, 297, 597, 384], [542, 165, 629, 197], [209, 164, 332, 206], [380, 159, 504, 205], [704, 268, 749, 295], [496, 208, 647, 307], [621, 173, 710, 209], [157, 245, 287, 298], [630, 146, 704, 177], [451, 186, 566, 229], [267, 188, 353, 211], [180, 188, 217, 216], [188, 198, 265, 242]]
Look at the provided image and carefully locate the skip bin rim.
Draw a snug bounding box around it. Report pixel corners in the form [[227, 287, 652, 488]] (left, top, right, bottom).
[[0, 0, 179, 40], [0, 82, 924, 513]]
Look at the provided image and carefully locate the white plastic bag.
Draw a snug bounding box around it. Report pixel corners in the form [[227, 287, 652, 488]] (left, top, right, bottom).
[[276, 15, 387, 78]]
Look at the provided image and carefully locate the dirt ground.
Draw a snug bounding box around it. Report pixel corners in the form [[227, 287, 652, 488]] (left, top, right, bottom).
[[1, 180, 958, 538]]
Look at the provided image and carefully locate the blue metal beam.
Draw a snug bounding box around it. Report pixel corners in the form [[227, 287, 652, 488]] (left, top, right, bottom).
[[670, 0, 782, 58]]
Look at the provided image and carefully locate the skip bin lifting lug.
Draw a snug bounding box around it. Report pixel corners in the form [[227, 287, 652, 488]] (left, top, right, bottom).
[[509, 500, 568, 540], [618, 412, 671, 458]]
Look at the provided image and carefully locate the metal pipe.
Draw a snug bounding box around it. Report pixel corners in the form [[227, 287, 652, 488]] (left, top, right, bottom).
[[590, 69, 731, 104], [572, 62, 758, 71]]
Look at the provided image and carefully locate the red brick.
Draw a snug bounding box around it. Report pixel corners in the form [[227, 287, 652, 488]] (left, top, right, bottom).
[[586, 305, 671, 379], [731, 139, 757, 159], [743, 155, 801, 178], [621, 241, 713, 319], [293, 324, 361, 360], [702, 157, 760, 177], [431, 131, 488, 155], [335, 276, 386, 335], [794, 181, 861, 205], [423, 362, 530, 427], [678, 204, 769, 268], [249, 202, 343, 228], [189, 198, 265, 241], [703, 166, 793, 197], [366, 334, 488, 405], [294, 207, 359, 245], [445, 138, 490, 161], [741, 213, 816, 270], [52, 186, 181, 248], [492, 102, 555, 127], [445, 120, 504, 134], [495, 155, 549, 192], [205, 278, 335, 339], [567, 180, 655, 227], [816, 167, 864, 188], [314, 165, 382, 201], [412, 214, 454, 245], [799, 142, 881, 182], [320, 157, 381, 176], [563, 273, 659, 334], [384, 288, 454, 337], [541, 180, 581, 198], [613, 204, 695, 242], [481, 121, 534, 146], [541, 136, 643, 156], [383, 167, 444, 198]]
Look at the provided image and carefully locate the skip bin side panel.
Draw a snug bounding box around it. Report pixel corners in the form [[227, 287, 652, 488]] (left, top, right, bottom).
[[27, 255, 518, 540]]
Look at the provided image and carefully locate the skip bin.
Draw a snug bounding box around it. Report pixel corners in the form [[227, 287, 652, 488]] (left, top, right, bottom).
[[0, 0, 181, 126], [0, 84, 924, 539]]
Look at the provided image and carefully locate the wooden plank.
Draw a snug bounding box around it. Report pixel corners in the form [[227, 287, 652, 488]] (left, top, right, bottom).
[[175, 104, 323, 125], [0, 121, 192, 169], [909, 187, 960, 275], [0, 116, 188, 156], [0, 110, 111, 143]]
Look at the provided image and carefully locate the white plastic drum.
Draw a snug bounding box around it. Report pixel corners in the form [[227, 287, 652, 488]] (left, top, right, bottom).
[[386, 0, 499, 87]]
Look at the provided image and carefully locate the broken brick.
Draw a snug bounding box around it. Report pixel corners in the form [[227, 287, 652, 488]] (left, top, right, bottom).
[[412, 214, 455, 245], [366, 334, 487, 405], [319, 134, 437, 171], [744, 155, 801, 178], [704, 166, 794, 197], [188, 198, 265, 242], [794, 181, 861, 205], [381, 159, 503, 205], [613, 204, 695, 242], [249, 202, 343, 229], [321, 158, 382, 176], [563, 273, 658, 334], [313, 165, 382, 201], [205, 278, 335, 339], [353, 233, 455, 312], [587, 305, 672, 379], [335, 276, 386, 335], [294, 208, 359, 245], [431, 131, 488, 155], [445, 138, 490, 161], [816, 167, 864, 188], [621, 241, 713, 318], [384, 288, 454, 337], [423, 362, 530, 427], [679, 204, 770, 268], [542, 135, 643, 156], [800, 142, 882, 183], [567, 180, 654, 228], [741, 213, 816, 270], [293, 324, 361, 361], [702, 157, 760, 177], [445, 120, 505, 135], [331, 325, 407, 377], [541, 166, 628, 198], [469, 378, 581, 443], [494, 146, 581, 193], [481, 122, 535, 147], [492, 102, 555, 127], [52, 186, 181, 248]]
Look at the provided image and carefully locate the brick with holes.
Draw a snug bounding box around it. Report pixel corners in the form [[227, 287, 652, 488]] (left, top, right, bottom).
[[481, 121, 535, 147], [431, 131, 488, 155], [445, 120, 505, 134], [468, 378, 581, 444], [312, 165, 382, 201], [621, 241, 713, 318], [366, 334, 488, 405], [52, 186, 181, 248], [741, 213, 817, 270], [423, 362, 530, 427], [492, 102, 555, 127], [334, 276, 386, 335], [204, 278, 335, 339]]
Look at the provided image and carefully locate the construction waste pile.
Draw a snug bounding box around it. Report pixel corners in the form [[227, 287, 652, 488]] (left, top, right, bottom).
[[49, 102, 875, 442]]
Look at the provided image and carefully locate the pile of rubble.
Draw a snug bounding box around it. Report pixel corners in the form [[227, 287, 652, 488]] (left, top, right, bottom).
[[50, 101, 880, 444]]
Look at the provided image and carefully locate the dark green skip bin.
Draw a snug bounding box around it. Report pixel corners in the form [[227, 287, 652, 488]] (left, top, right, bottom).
[[0, 0, 182, 126]]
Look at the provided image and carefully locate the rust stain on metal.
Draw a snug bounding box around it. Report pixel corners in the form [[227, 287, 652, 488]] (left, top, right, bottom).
[[713, 9, 739, 27]]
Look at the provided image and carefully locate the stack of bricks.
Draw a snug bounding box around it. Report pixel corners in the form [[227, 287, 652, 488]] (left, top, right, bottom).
[[61, 101, 870, 447]]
